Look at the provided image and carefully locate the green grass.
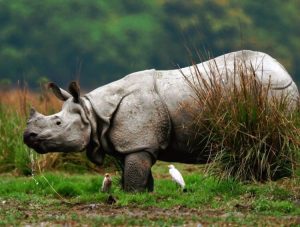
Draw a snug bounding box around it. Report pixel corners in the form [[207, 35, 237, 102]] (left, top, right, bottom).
[[0, 104, 32, 175], [0, 162, 299, 226]]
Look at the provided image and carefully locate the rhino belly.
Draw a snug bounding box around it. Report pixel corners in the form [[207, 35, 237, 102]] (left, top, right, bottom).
[[154, 71, 212, 164], [156, 103, 212, 164]]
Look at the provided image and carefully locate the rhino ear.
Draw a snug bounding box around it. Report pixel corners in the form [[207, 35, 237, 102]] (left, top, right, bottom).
[[48, 82, 71, 101], [68, 81, 80, 103]]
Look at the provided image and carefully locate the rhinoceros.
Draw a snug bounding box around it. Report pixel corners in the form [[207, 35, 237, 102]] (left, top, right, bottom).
[[23, 50, 299, 192]]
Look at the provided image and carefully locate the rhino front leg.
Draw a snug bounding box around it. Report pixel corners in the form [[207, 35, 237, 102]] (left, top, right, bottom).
[[123, 151, 154, 192]]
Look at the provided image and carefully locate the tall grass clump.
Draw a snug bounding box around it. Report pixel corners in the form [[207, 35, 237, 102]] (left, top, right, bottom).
[[0, 104, 32, 175], [184, 56, 300, 182], [0, 84, 53, 175]]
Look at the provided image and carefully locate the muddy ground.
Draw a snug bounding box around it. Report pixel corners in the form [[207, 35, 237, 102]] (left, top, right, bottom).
[[1, 198, 300, 226]]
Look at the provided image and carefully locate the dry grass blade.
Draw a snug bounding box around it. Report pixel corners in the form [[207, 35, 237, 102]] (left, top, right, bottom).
[[183, 53, 300, 182]]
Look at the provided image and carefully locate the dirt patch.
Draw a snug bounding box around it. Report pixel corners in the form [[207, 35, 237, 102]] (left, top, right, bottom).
[[68, 203, 300, 226], [2, 199, 300, 226], [71, 203, 222, 219]]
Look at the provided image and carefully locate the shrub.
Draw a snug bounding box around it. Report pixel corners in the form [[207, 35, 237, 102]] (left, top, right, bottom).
[[184, 55, 300, 181]]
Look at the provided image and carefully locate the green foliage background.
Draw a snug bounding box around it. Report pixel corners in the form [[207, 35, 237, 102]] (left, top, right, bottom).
[[0, 0, 300, 88]]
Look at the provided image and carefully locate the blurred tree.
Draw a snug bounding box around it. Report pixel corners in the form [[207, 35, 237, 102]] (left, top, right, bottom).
[[161, 0, 252, 64], [238, 0, 300, 77], [0, 0, 299, 88], [0, 78, 12, 91], [0, 0, 164, 89], [161, 0, 300, 80]]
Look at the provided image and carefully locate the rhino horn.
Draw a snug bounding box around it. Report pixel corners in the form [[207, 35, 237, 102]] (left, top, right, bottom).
[[29, 107, 36, 118], [29, 107, 43, 119], [48, 82, 71, 101], [68, 81, 80, 103]]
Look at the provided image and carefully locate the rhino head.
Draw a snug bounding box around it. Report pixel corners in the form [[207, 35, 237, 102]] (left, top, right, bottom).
[[23, 82, 92, 155]]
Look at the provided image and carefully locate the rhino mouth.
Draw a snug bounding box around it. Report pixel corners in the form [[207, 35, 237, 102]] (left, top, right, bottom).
[[30, 145, 48, 154], [23, 131, 84, 153], [23, 131, 48, 154]]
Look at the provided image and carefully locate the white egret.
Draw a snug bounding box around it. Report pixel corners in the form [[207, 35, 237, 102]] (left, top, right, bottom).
[[168, 165, 186, 191]]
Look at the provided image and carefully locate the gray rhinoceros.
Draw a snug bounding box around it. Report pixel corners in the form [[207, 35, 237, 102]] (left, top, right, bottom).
[[23, 50, 299, 192]]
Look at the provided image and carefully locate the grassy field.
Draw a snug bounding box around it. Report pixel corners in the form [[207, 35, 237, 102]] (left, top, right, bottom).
[[1, 75, 300, 226], [1, 162, 299, 226]]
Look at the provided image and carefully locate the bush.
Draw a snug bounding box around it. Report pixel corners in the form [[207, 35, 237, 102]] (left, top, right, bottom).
[[185, 56, 300, 181]]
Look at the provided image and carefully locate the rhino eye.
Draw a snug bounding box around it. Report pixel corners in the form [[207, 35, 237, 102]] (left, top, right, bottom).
[[56, 121, 61, 126]]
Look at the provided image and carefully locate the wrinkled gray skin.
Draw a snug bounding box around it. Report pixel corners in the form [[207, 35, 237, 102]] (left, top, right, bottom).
[[24, 50, 299, 192]]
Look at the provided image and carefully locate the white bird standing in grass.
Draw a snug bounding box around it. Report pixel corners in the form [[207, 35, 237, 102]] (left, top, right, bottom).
[[168, 165, 187, 192], [101, 173, 112, 193]]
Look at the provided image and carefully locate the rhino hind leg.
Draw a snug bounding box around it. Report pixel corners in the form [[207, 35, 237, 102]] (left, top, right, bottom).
[[123, 151, 154, 192]]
